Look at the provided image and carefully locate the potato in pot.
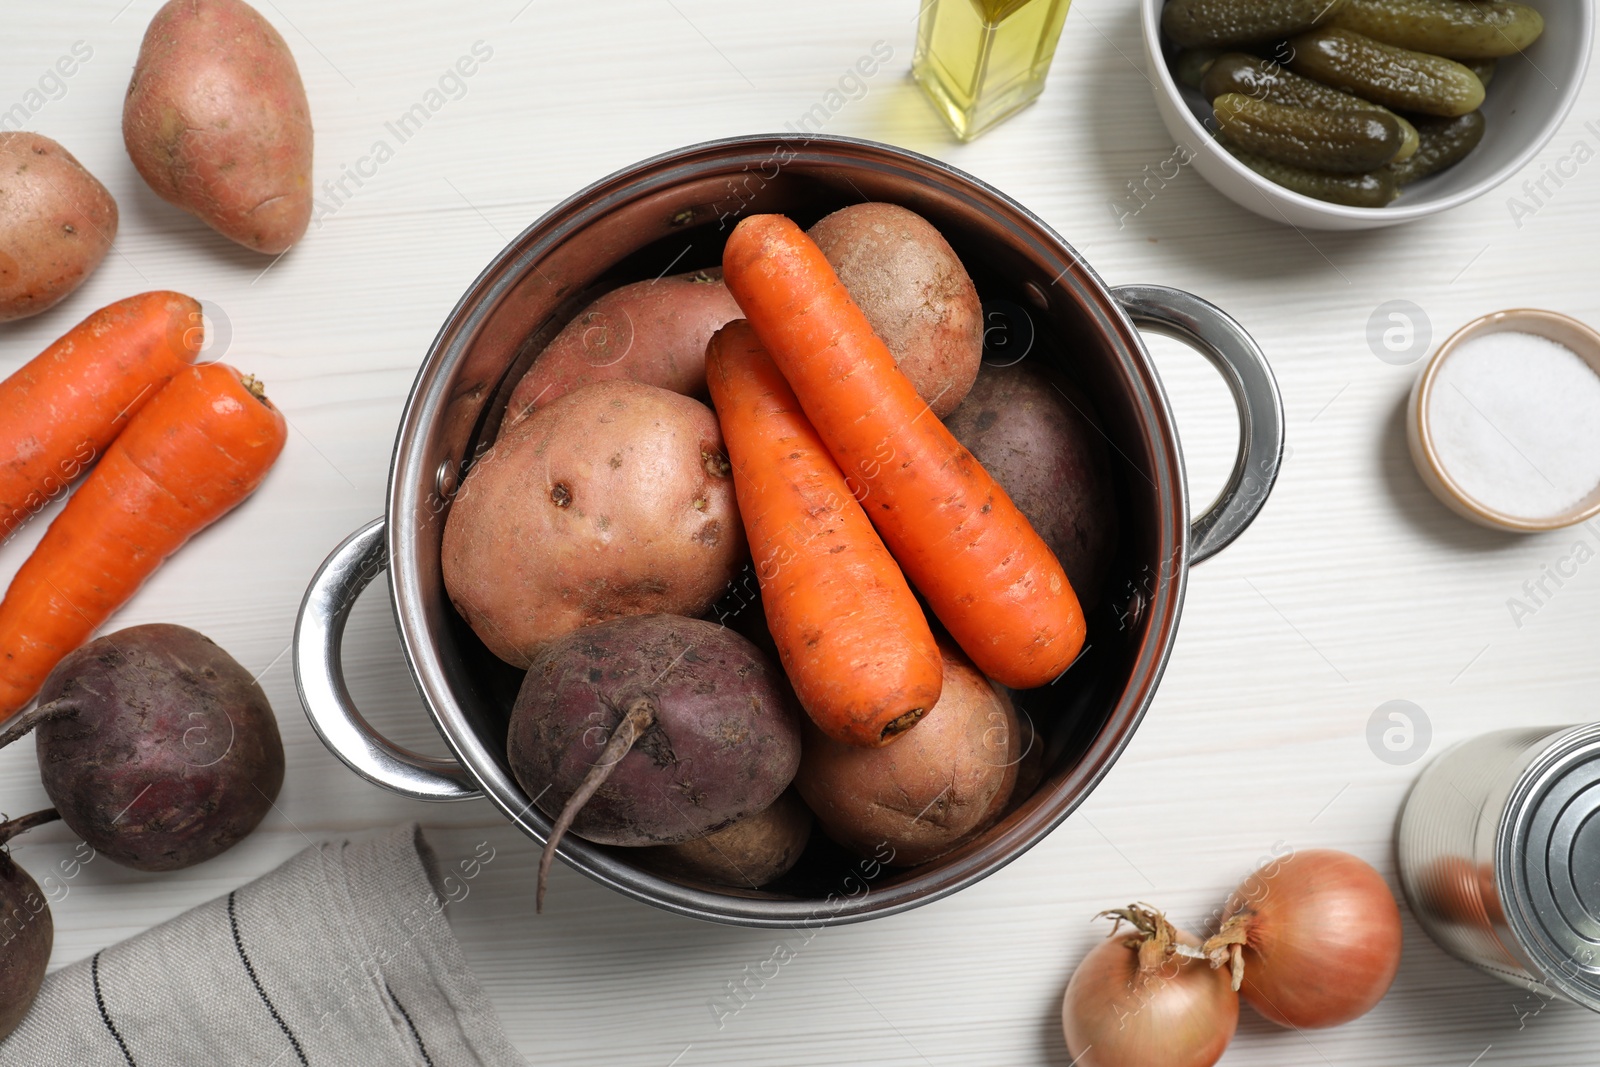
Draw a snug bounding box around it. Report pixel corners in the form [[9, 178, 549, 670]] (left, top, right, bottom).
[[0, 133, 117, 322], [442, 380, 745, 667], [505, 269, 742, 419], [809, 202, 982, 418], [796, 639, 1021, 867]]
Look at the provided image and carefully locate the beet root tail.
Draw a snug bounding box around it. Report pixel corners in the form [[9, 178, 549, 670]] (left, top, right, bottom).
[[536, 695, 656, 913]]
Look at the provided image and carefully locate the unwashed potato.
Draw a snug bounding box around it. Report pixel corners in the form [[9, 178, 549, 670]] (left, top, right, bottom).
[[945, 362, 1118, 610], [123, 0, 313, 254], [637, 789, 813, 889], [809, 202, 982, 418], [0, 133, 117, 322], [506, 269, 742, 420], [796, 640, 1021, 867], [442, 380, 745, 667]]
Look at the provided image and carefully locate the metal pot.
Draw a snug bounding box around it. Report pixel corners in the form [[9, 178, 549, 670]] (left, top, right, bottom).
[[293, 135, 1283, 927]]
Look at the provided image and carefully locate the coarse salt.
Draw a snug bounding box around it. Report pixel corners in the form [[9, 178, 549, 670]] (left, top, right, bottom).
[[1428, 330, 1600, 520]]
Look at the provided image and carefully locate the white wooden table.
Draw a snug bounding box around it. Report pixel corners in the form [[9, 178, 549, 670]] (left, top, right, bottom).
[[3, 2, 1598, 1064]]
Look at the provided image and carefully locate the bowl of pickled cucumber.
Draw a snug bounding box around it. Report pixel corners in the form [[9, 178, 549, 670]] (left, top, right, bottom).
[[1140, 0, 1590, 228]]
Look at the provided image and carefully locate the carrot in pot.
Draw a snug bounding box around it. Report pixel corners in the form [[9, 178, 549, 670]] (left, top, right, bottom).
[[721, 214, 1085, 689], [0, 362, 287, 715], [706, 320, 942, 747], [0, 291, 201, 541]]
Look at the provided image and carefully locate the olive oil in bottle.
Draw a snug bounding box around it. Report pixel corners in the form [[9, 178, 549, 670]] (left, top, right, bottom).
[[913, 0, 1073, 141]]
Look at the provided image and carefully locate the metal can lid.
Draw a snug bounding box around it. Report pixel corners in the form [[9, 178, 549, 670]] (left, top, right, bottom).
[[1504, 722, 1600, 1011]]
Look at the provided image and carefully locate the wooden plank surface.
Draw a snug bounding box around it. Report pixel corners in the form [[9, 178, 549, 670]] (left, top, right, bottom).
[[1, 1, 1597, 1063]]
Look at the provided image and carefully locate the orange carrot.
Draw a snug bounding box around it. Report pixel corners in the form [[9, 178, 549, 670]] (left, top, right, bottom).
[[0, 291, 201, 541], [707, 320, 942, 747], [722, 214, 1085, 689], [0, 363, 287, 715]]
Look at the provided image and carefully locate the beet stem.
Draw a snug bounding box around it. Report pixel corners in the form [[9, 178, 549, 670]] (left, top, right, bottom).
[[0, 809, 60, 849], [536, 695, 656, 913], [0, 700, 76, 753]]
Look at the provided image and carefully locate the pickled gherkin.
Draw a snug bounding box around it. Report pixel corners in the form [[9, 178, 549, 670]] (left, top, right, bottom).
[[1213, 93, 1406, 172], [1329, 0, 1543, 60], [1225, 147, 1400, 207], [1162, 0, 1346, 49], [1201, 53, 1419, 160], [1174, 48, 1223, 88], [1464, 58, 1496, 89], [1388, 110, 1486, 185], [1289, 27, 1485, 116]]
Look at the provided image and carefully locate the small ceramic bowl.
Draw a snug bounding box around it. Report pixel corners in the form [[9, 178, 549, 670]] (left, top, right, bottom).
[[1408, 309, 1600, 532], [1137, 0, 1592, 230]]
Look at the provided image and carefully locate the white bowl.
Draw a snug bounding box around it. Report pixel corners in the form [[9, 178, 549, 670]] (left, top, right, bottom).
[[1137, 0, 1592, 230]]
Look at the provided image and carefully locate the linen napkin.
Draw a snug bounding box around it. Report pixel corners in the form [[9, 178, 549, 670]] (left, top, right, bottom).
[[0, 824, 526, 1067]]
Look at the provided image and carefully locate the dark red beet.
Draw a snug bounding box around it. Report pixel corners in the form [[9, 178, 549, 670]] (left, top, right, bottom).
[[507, 614, 802, 910], [3, 624, 286, 872], [0, 809, 60, 1039], [944, 362, 1118, 609]]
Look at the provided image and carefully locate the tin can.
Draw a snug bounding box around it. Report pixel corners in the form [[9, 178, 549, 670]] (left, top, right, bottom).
[[1398, 722, 1600, 1010]]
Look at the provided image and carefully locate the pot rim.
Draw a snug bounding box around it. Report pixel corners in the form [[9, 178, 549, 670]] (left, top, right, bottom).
[[385, 133, 1192, 926]]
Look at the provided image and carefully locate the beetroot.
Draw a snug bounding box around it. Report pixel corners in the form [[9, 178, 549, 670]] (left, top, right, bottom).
[[507, 613, 802, 909], [0, 809, 60, 1040], [0, 624, 286, 872]]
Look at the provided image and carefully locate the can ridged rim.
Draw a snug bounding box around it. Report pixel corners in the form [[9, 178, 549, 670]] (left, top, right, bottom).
[[1501, 722, 1600, 1010]]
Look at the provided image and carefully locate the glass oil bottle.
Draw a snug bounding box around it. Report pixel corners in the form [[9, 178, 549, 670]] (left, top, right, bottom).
[[912, 0, 1073, 141]]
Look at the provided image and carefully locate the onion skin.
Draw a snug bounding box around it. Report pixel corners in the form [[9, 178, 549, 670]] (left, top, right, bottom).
[[1213, 849, 1402, 1029], [1062, 910, 1238, 1067]]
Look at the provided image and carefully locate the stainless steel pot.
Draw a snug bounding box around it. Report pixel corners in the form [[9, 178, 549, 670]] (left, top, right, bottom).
[[293, 135, 1284, 927]]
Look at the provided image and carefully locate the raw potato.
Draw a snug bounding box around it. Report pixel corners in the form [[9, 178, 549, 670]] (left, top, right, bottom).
[[945, 363, 1118, 610], [638, 789, 813, 889], [506, 269, 742, 419], [507, 614, 802, 847], [443, 380, 745, 667], [0, 133, 117, 322], [809, 203, 982, 418], [796, 640, 1021, 867], [123, 0, 313, 254]]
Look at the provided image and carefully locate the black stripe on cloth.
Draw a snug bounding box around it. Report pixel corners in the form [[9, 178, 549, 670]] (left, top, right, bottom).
[[385, 983, 436, 1067], [227, 891, 309, 1067], [91, 951, 136, 1067]]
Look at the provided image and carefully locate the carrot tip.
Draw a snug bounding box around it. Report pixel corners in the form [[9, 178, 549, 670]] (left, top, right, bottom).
[[880, 707, 926, 743]]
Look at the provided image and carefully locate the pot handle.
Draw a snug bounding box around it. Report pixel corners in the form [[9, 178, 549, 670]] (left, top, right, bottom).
[[293, 517, 483, 802], [1113, 284, 1284, 564]]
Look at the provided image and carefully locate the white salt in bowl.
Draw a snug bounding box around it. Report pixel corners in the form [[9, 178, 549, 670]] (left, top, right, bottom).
[[1409, 309, 1600, 532]]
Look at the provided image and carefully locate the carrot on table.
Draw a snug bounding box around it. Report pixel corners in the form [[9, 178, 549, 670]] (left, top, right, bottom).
[[0, 362, 287, 715], [707, 320, 942, 747], [0, 291, 201, 541], [721, 214, 1085, 690]]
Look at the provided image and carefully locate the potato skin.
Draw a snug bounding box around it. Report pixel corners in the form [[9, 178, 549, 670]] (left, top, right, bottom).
[[638, 789, 813, 888], [33, 624, 285, 872], [796, 640, 1020, 867], [443, 380, 745, 667], [123, 0, 312, 254], [809, 203, 982, 418], [945, 363, 1118, 610], [508, 615, 801, 847], [0, 133, 117, 322], [507, 269, 742, 419]]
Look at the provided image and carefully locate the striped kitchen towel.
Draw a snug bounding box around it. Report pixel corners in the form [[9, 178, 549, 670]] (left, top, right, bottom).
[[0, 824, 525, 1066]]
